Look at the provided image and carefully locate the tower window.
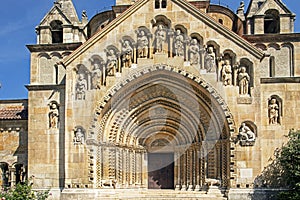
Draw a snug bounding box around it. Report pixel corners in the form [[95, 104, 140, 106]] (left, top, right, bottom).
[[155, 0, 167, 9], [50, 20, 63, 43], [155, 0, 160, 9], [264, 10, 280, 34], [161, 0, 167, 8], [219, 19, 223, 24]]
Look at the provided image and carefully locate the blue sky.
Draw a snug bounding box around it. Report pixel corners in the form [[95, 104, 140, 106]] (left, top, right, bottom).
[[0, 0, 298, 100]]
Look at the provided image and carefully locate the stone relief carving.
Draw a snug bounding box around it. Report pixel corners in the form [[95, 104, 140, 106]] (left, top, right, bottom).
[[238, 123, 256, 146], [268, 98, 279, 125], [155, 24, 166, 53], [49, 102, 59, 129], [221, 59, 232, 86], [75, 73, 88, 100], [121, 40, 133, 68], [137, 30, 149, 58], [174, 29, 184, 57], [106, 49, 118, 76], [73, 127, 85, 145], [204, 46, 216, 72], [189, 39, 200, 66], [238, 66, 250, 96]]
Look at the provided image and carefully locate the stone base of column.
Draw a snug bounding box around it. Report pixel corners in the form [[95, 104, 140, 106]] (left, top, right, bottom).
[[194, 185, 201, 191], [188, 184, 194, 191], [175, 184, 181, 191], [181, 185, 187, 191]]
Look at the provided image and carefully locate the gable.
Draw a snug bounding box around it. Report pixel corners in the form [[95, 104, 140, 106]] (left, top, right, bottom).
[[63, 0, 263, 67], [39, 5, 72, 26], [255, 0, 294, 16]]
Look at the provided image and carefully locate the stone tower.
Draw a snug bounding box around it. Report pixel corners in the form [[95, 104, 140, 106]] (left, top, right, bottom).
[[26, 0, 86, 190]]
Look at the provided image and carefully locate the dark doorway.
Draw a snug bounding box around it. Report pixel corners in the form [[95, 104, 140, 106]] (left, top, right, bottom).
[[148, 153, 174, 189]]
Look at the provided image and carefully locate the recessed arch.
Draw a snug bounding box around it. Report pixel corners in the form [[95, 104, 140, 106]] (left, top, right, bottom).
[[87, 64, 236, 189]]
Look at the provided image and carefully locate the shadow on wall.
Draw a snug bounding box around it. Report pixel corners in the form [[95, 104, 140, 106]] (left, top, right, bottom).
[[248, 148, 288, 200]]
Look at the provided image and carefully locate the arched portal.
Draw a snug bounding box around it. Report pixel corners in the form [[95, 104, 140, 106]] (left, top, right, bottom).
[[87, 65, 235, 190]]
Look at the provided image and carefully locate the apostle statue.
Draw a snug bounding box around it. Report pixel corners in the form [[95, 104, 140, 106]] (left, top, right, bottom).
[[174, 29, 184, 57], [221, 59, 232, 86], [238, 66, 250, 95], [75, 73, 87, 100], [49, 102, 59, 129], [268, 98, 279, 125], [204, 46, 216, 72], [106, 49, 118, 76], [121, 40, 133, 68], [137, 30, 149, 58], [189, 39, 200, 66], [155, 24, 166, 53]]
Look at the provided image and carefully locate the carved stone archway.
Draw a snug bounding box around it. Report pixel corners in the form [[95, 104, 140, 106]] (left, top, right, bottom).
[[87, 64, 236, 190]]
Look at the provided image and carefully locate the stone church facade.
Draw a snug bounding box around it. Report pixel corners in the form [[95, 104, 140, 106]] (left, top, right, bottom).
[[0, 0, 300, 199]]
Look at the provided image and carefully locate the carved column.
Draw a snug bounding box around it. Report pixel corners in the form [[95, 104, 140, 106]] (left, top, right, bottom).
[[181, 152, 187, 191], [168, 30, 174, 58], [135, 151, 142, 186], [118, 56, 122, 73], [133, 44, 137, 64], [175, 151, 181, 190], [141, 151, 147, 188], [149, 34, 153, 59], [201, 46, 206, 70]]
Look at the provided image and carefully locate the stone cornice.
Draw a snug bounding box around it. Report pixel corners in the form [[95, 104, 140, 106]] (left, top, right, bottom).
[[261, 77, 300, 84], [26, 43, 82, 52], [244, 33, 300, 43], [25, 84, 65, 91]]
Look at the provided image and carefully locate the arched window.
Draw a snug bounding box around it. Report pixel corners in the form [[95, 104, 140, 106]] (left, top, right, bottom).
[[264, 10, 280, 34], [161, 0, 167, 8], [269, 56, 275, 77], [218, 19, 223, 24], [50, 20, 63, 43]]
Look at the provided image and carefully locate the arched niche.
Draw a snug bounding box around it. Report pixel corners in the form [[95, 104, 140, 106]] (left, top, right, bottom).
[[268, 95, 283, 125], [281, 43, 294, 77], [152, 15, 172, 29], [239, 58, 254, 88], [264, 9, 280, 34], [223, 49, 237, 66], [255, 43, 267, 51]]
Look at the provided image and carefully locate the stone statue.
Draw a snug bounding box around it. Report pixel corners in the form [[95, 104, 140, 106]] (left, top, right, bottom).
[[81, 10, 88, 21], [238, 66, 250, 95], [74, 127, 85, 144], [174, 29, 184, 57], [137, 30, 149, 58], [121, 40, 133, 68], [106, 49, 118, 76], [221, 60, 232, 86], [91, 62, 103, 89], [75, 73, 87, 100], [189, 39, 200, 66], [268, 98, 279, 125], [239, 123, 255, 142], [155, 24, 166, 53], [204, 46, 216, 72], [49, 102, 59, 129]]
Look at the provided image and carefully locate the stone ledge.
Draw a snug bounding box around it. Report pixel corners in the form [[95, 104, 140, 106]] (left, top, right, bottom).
[[261, 77, 300, 84]]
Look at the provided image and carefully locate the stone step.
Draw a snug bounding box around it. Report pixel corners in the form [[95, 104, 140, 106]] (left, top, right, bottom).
[[60, 189, 227, 200]]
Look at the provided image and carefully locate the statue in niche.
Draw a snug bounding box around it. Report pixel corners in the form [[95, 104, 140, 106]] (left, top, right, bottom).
[[174, 29, 184, 57], [137, 30, 149, 58], [189, 39, 200, 66], [73, 127, 85, 145], [49, 102, 59, 129], [121, 40, 133, 68], [75, 73, 87, 100], [91, 62, 104, 89], [268, 98, 279, 125], [155, 24, 166, 53], [106, 49, 118, 76], [239, 123, 256, 145], [238, 66, 250, 96], [221, 59, 232, 86], [204, 46, 216, 72]]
